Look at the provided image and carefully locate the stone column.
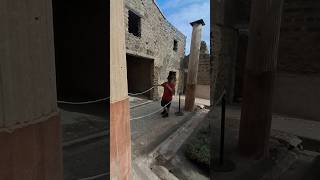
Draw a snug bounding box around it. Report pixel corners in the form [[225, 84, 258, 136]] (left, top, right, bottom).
[[185, 19, 205, 111], [238, 0, 284, 158], [0, 0, 63, 179], [110, 0, 131, 179]]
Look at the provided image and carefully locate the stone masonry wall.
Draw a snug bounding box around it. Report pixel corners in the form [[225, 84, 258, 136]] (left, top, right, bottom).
[[124, 0, 186, 99], [184, 41, 211, 86], [278, 0, 320, 75], [212, 0, 320, 120], [197, 54, 211, 85], [273, 0, 320, 120], [211, 0, 239, 105]]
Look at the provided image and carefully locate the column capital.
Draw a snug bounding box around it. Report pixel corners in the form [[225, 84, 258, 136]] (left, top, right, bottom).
[[190, 19, 205, 26]]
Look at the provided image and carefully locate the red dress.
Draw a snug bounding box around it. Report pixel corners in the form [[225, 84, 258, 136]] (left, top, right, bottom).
[[161, 82, 175, 101]]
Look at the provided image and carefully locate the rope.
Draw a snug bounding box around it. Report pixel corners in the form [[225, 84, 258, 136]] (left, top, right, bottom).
[[130, 100, 172, 120], [128, 86, 155, 96], [57, 97, 110, 105], [77, 172, 109, 180], [57, 86, 156, 105]]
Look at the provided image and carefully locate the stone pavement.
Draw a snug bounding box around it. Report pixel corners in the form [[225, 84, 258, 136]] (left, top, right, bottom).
[[59, 102, 107, 144], [209, 105, 320, 180], [58, 102, 108, 180], [59, 96, 209, 180], [130, 96, 208, 179], [63, 138, 108, 180], [129, 96, 153, 108], [225, 105, 320, 143], [177, 95, 210, 106], [130, 98, 193, 157], [278, 151, 320, 180]]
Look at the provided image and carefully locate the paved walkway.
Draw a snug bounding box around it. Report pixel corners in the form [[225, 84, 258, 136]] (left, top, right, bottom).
[[130, 98, 193, 156], [210, 105, 320, 180], [130, 97, 206, 179], [129, 96, 153, 108], [177, 95, 210, 106], [223, 106, 320, 142], [59, 102, 107, 144], [59, 96, 209, 179], [58, 102, 108, 180]]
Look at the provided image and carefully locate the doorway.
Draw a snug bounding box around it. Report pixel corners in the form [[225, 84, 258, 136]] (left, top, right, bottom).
[[126, 54, 154, 99], [52, 0, 109, 179]]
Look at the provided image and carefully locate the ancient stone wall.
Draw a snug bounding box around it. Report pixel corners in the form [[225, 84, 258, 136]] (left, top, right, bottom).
[[124, 0, 186, 99], [273, 0, 320, 121], [184, 42, 211, 86], [197, 55, 211, 85], [212, 0, 320, 120], [211, 0, 239, 105], [278, 0, 320, 74], [183, 41, 211, 99]]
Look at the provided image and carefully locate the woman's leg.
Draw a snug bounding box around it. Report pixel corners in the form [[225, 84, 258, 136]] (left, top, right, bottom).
[[162, 103, 170, 118], [161, 107, 167, 114]]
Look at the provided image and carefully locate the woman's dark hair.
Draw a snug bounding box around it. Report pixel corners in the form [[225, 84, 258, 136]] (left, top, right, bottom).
[[167, 71, 176, 81], [167, 75, 176, 82]]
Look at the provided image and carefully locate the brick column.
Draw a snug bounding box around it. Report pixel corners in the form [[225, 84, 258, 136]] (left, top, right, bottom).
[[185, 19, 205, 111], [0, 0, 63, 179], [110, 0, 131, 179]]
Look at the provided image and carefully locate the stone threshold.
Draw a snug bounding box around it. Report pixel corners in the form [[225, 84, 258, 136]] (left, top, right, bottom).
[[132, 109, 209, 179]]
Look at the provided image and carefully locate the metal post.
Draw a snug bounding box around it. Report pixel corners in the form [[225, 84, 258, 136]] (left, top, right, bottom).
[[179, 93, 181, 112], [175, 93, 184, 116], [220, 94, 226, 165], [213, 92, 235, 172]]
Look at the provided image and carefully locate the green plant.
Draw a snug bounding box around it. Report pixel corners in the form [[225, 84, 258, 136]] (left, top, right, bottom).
[[185, 127, 210, 170]]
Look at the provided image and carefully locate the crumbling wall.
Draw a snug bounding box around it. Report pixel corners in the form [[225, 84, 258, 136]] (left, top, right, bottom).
[[124, 0, 186, 99]]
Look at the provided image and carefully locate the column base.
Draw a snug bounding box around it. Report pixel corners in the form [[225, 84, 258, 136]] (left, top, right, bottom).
[[185, 84, 196, 112], [110, 98, 131, 180], [0, 115, 63, 180]]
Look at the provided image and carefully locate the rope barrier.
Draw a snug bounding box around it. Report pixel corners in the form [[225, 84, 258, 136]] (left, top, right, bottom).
[[77, 172, 109, 180], [128, 86, 155, 96], [57, 97, 110, 105], [130, 100, 172, 120], [57, 85, 157, 105]]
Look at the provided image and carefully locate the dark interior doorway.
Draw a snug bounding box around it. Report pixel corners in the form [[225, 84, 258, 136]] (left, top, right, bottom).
[[52, 1, 109, 178], [126, 54, 154, 99], [52, 0, 109, 103]]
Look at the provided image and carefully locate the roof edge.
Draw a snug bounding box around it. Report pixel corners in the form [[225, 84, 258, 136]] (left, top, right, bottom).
[[152, 0, 187, 40]]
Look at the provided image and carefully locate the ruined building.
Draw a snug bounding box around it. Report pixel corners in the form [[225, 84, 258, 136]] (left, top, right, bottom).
[[211, 0, 320, 121], [183, 41, 211, 99], [124, 0, 186, 100]]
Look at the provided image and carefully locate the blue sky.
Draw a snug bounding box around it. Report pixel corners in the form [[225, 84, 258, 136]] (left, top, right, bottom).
[[156, 0, 210, 55]]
